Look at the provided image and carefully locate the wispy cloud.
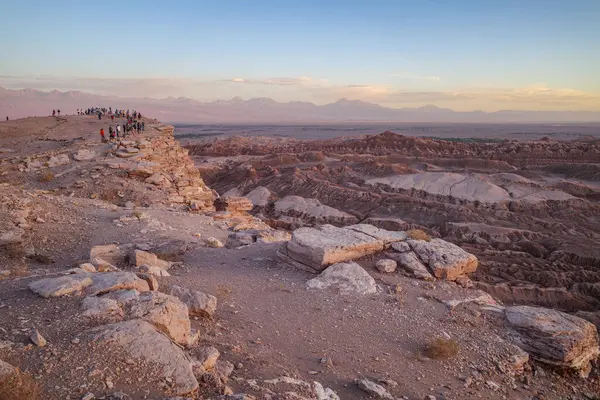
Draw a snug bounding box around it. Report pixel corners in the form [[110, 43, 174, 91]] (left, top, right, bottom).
[[0, 75, 598, 111]]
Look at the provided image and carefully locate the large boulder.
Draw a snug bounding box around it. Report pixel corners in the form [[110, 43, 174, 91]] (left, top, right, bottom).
[[29, 275, 93, 298], [278, 225, 385, 273], [87, 272, 150, 296], [87, 320, 198, 395], [505, 306, 600, 377], [306, 262, 377, 295], [273, 196, 358, 226], [126, 292, 193, 345], [407, 238, 478, 280], [168, 285, 217, 317]]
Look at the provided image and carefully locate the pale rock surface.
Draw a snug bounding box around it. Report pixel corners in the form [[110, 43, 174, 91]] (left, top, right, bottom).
[[256, 230, 291, 244], [87, 319, 198, 395], [205, 237, 224, 248], [306, 262, 377, 295], [194, 346, 221, 371], [90, 244, 126, 268], [138, 264, 171, 277], [505, 305, 600, 376], [30, 328, 47, 347], [356, 379, 394, 400], [375, 259, 397, 273], [79, 263, 97, 273], [274, 195, 358, 225], [47, 153, 70, 167], [391, 241, 411, 253], [407, 238, 478, 280], [126, 291, 193, 345], [169, 285, 217, 317], [87, 272, 150, 296], [136, 273, 160, 291], [244, 186, 274, 207], [81, 296, 123, 318], [29, 274, 93, 298], [73, 149, 97, 161], [387, 251, 434, 281], [279, 224, 384, 272], [367, 172, 575, 204], [347, 224, 407, 246], [134, 250, 171, 270], [0, 359, 16, 380]]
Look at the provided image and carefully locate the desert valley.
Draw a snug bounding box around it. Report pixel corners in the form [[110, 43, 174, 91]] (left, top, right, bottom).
[[0, 103, 599, 400]]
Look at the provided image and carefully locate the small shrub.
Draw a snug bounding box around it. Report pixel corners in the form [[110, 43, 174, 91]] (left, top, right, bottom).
[[0, 369, 41, 400], [425, 338, 460, 360], [407, 229, 431, 242], [38, 170, 54, 183]]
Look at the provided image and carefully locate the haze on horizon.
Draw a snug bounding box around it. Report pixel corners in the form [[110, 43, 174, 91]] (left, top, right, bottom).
[[1, 0, 599, 113]]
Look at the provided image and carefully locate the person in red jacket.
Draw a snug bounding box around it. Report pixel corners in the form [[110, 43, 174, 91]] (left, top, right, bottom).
[[100, 128, 106, 142]]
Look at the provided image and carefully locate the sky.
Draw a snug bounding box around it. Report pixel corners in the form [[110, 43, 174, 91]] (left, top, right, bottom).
[[1, 0, 599, 111]]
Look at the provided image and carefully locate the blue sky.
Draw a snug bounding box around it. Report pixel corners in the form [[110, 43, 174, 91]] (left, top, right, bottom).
[[1, 0, 599, 111]]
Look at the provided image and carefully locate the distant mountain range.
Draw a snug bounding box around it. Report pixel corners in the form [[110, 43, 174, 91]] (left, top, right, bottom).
[[1, 87, 600, 123]]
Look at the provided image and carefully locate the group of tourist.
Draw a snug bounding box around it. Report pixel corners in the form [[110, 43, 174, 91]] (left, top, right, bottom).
[[99, 118, 145, 142]]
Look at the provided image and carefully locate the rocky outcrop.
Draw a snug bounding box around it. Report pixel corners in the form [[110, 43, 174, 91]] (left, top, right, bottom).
[[504, 306, 600, 377], [214, 196, 254, 213], [306, 262, 377, 295], [87, 319, 198, 395], [108, 125, 215, 210]]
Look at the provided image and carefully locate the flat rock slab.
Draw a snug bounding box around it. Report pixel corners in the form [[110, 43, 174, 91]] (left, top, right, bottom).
[[87, 319, 198, 395], [407, 238, 478, 280], [29, 275, 93, 298], [505, 305, 600, 376], [168, 285, 217, 317], [281, 224, 385, 272], [87, 272, 150, 296], [306, 262, 377, 295]]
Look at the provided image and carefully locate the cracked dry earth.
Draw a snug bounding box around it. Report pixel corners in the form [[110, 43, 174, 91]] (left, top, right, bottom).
[[0, 116, 600, 400]]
